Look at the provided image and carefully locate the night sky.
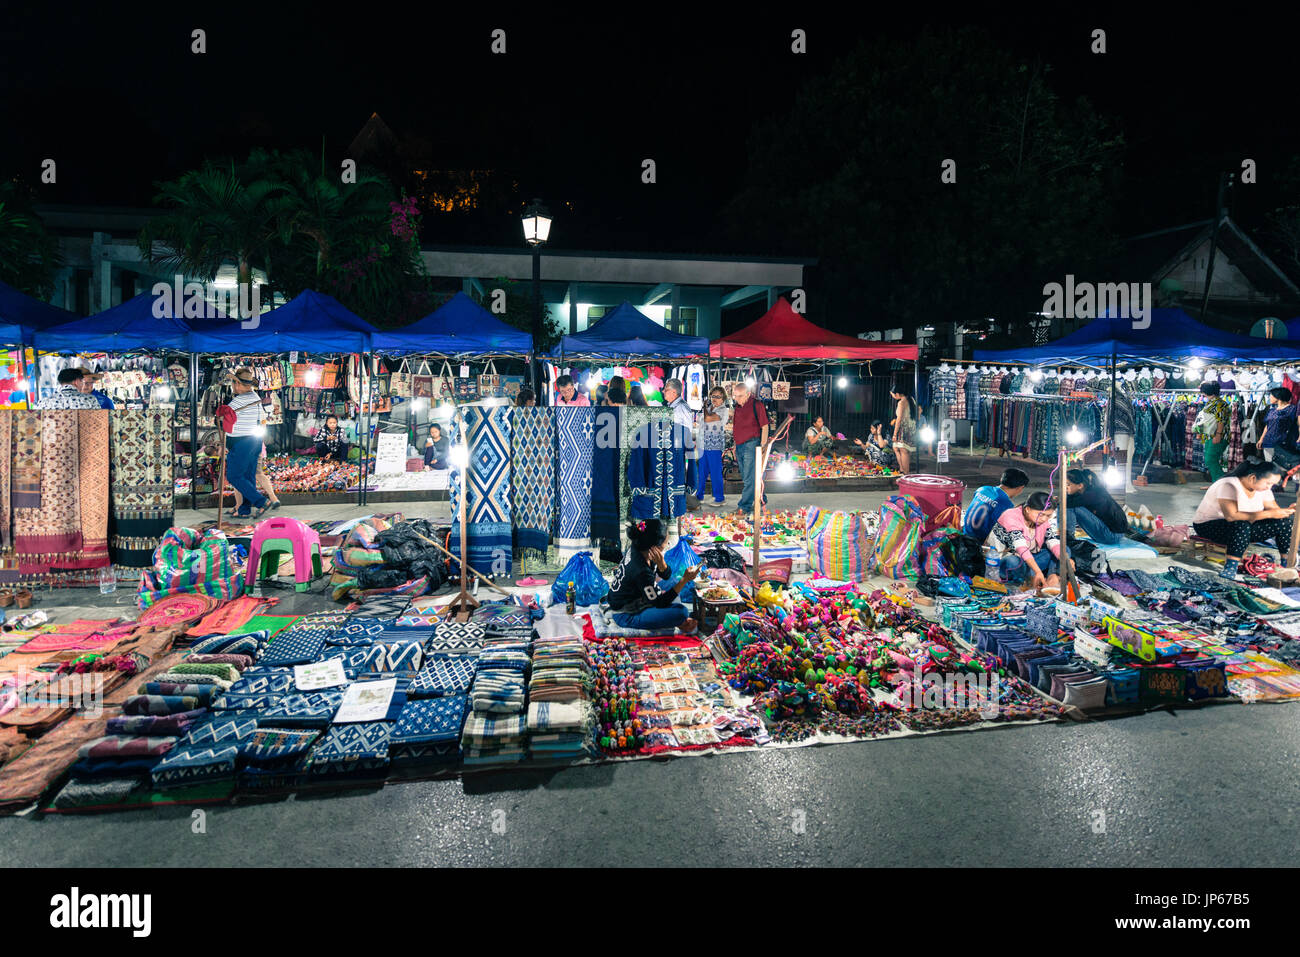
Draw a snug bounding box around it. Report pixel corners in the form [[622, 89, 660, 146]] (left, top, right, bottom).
[[3, 5, 1297, 252]]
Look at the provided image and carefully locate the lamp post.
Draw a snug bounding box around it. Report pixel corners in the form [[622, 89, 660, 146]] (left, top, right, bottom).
[[522, 199, 551, 393]]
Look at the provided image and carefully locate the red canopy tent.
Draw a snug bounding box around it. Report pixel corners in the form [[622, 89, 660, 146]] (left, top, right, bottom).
[[711, 298, 918, 360]]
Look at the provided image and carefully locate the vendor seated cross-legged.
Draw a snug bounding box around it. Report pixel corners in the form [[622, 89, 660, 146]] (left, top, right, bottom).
[[607, 519, 700, 633], [986, 491, 1073, 591], [1192, 459, 1295, 580], [1063, 468, 1130, 545]]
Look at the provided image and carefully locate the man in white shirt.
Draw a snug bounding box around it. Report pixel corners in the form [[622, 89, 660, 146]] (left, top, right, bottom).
[[224, 368, 270, 518], [39, 368, 101, 410]]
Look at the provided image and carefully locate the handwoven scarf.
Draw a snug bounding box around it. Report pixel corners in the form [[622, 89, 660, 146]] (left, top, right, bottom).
[[109, 409, 175, 567], [619, 408, 660, 551], [590, 407, 621, 560], [0, 411, 10, 548], [554, 406, 595, 562], [510, 407, 555, 559], [10, 410, 40, 509], [450, 405, 513, 579], [74, 409, 110, 569], [14, 411, 81, 572]]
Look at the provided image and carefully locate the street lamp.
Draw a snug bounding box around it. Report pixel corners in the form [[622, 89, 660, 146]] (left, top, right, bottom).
[[522, 199, 552, 394]]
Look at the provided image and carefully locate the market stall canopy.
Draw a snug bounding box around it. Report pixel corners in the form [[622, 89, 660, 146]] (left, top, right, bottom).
[[188, 289, 377, 354], [34, 291, 195, 353], [711, 298, 918, 360], [0, 280, 79, 345], [371, 291, 532, 355], [975, 310, 1300, 364], [549, 301, 709, 358], [1285, 316, 1300, 340]]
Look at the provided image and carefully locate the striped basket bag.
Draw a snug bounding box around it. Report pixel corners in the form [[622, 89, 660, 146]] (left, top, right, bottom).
[[805, 505, 872, 581], [136, 527, 244, 609], [867, 494, 925, 581]]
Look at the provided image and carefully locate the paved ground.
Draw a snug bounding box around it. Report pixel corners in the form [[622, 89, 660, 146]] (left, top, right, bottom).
[[5, 448, 1297, 866]]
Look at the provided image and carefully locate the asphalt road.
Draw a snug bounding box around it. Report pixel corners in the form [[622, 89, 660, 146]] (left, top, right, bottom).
[[5, 701, 1297, 867]]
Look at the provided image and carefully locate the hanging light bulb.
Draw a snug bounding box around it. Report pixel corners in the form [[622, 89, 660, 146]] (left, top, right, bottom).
[[15, 379, 29, 392], [1182, 365, 1201, 383], [304, 368, 321, 388], [919, 425, 936, 443], [253, 424, 267, 438], [155, 384, 171, 401], [837, 376, 848, 388], [1103, 464, 1123, 487], [744, 375, 756, 389], [449, 444, 469, 469], [1029, 369, 1044, 383], [1065, 426, 1084, 445], [411, 397, 427, 412], [1188, 357, 1204, 370], [436, 402, 454, 421], [775, 461, 796, 482]]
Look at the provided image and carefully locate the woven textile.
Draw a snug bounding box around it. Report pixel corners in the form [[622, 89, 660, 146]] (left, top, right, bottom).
[[555, 406, 595, 560], [77, 735, 178, 759], [327, 618, 390, 646], [626, 414, 687, 521], [14, 412, 82, 572], [426, 620, 485, 655], [11, 410, 40, 509], [323, 644, 385, 675], [73, 409, 110, 569], [0, 412, 9, 549], [227, 667, 295, 696], [109, 409, 175, 567], [392, 695, 469, 744], [211, 692, 283, 711], [106, 709, 205, 737], [590, 407, 622, 558], [450, 405, 514, 578], [258, 626, 330, 666], [185, 711, 259, 745], [308, 721, 391, 775], [151, 744, 238, 788], [461, 711, 526, 746], [240, 727, 321, 763], [138, 593, 221, 630], [409, 654, 478, 698], [389, 740, 459, 765], [189, 630, 270, 657], [511, 407, 555, 558], [123, 694, 200, 715], [260, 690, 345, 726], [619, 408, 660, 547]]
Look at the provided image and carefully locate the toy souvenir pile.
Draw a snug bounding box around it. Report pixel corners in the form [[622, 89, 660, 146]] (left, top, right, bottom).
[[717, 583, 1066, 742], [682, 509, 808, 550], [589, 638, 641, 753], [775, 452, 896, 479], [264, 455, 360, 493]]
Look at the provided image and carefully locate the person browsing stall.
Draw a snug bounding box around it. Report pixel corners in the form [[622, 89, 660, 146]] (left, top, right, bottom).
[[988, 491, 1070, 591], [890, 383, 918, 474], [224, 368, 270, 518], [1261, 387, 1299, 466], [1192, 459, 1295, 580], [695, 386, 729, 506], [39, 368, 101, 410], [962, 468, 1029, 541], [731, 380, 769, 516], [607, 518, 700, 633], [1196, 380, 1231, 481], [553, 374, 589, 406], [1063, 468, 1129, 545], [663, 377, 699, 510]]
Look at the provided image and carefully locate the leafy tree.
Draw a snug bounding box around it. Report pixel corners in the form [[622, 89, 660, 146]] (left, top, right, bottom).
[[713, 28, 1125, 341], [0, 180, 61, 297]]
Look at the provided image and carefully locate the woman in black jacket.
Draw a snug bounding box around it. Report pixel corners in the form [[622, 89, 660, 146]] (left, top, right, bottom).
[[1063, 468, 1128, 545], [314, 415, 350, 462], [607, 518, 700, 632], [423, 422, 450, 470]]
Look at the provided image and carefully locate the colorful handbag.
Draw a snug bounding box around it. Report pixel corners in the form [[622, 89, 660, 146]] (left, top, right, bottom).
[[320, 361, 340, 390], [429, 360, 454, 401], [772, 367, 790, 401], [390, 358, 411, 397], [454, 375, 479, 400], [805, 377, 824, 398], [478, 359, 503, 398], [412, 358, 435, 398]]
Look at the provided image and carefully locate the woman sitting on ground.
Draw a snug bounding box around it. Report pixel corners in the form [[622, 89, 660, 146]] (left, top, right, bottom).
[[607, 518, 700, 633], [1063, 468, 1129, 545], [314, 415, 349, 462], [854, 421, 898, 468], [803, 415, 835, 457], [1192, 459, 1295, 580], [988, 491, 1070, 592]]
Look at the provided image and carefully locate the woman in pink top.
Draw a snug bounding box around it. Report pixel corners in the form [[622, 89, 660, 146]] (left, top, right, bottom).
[[989, 491, 1069, 590]]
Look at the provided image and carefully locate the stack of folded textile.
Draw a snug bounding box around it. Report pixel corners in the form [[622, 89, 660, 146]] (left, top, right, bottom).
[[461, 607, 532, 764], [527, 609, 595, 761]]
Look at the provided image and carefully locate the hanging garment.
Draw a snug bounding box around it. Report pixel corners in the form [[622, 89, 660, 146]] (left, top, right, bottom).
[[590, 408, 622, 561], [554, 406, 595, 562], [952, 371, 967, 419], [449, 405, 514, 579], [510, 407, 555, 559], [626, 419, 689, 520], [109, 410, 175, 568]]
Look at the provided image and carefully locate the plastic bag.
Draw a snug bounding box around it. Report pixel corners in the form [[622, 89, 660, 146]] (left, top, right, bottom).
[[551, 552, 610, 606], [663, 536, 702, 602], [699, 544, 744, 571]]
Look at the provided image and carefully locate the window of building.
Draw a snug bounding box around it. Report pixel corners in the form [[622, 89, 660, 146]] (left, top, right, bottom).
[[670, 308, 698, 335]]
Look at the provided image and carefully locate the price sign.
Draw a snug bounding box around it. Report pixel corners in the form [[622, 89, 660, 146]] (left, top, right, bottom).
[[374, 431, 407, 475], [937, 440, 949, 463]]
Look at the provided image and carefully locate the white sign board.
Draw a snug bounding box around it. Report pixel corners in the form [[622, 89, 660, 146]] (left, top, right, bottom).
[[374, 432, 408, 475], [937, 440, 949, 463]]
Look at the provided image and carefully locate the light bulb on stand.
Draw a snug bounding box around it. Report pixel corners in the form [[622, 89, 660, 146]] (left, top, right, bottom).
[[919, 425, 936, 444], [776, 461, 796, 482], [449, 445, 469, 469], [1066, 426, 1084, 445], [1103, 464, 1123, 487]]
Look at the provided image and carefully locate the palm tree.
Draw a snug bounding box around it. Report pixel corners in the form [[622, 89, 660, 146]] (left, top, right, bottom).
[[0, 182, 60, 297]]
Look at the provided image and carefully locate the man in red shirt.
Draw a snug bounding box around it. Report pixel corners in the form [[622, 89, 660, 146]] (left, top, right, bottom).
[[731, 381, 769, 515]]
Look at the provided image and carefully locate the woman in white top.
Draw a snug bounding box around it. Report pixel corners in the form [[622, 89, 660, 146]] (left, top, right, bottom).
[[1191, 459, 1293, 579], [224, 368, 271, 518]]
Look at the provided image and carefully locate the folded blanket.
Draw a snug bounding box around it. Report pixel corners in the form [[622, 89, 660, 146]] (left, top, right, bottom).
[[461, 712, 526, 746], [169, 662, 240, 682], [69, 757, 161, 778], [183, 653, 252, 671], [392, 695, 469, 744], [189, 630, 270, 656], [77, 735, 178, 759], [151, 744, 238, 788], [106, 709, 206, 737], [148, 672, 232, 689], [227, 668, 295, 696], [141, 684, 220, 706], [527, 700, 590, 733], [409, 656, 477, 698], [52, 776, 142, 807], [184, 711, 259, 746], [211, 692, 283, 711], [123, 694, 199, 716]]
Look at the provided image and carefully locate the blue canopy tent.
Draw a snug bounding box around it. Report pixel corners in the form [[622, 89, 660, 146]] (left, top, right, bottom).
[[371, 292, 533, 356], [187, 289, 377, 354], [34, 291, 195, 353], [0, 280, 80, 345], [975, 310, 1300, 364], [548, 301, 709, 359]]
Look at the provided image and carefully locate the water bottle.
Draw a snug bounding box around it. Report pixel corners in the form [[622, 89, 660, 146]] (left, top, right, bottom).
[[99, 566, 117, 595], [565, 581, 576, 615], [984, 546, 1001, 582]]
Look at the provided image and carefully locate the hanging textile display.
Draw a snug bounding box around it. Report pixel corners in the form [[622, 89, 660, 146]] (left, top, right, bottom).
[[449, 405, 514, 579], [109, 409, 176, 567], [14, 412, 83, 574], [590, 407, 622, 562], [626, 416, 688, 520], [554, 407, 595, 562], [0, 412, 9, 549], [11, 411, 41, 509], [73, 409, 110, 570], [619, 408, 659, 548], [510, 407, 555, 559]]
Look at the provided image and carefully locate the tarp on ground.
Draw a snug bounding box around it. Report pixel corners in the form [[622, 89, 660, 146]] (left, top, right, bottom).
[[975, 310, 1300, 364], [188, 289, 377, 353], [34, 291, 195, 353], [0, 280, 79, 345], [711, 298, 918, 360], [371, 291, 532, 355], [549, 301, 708, 358]]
